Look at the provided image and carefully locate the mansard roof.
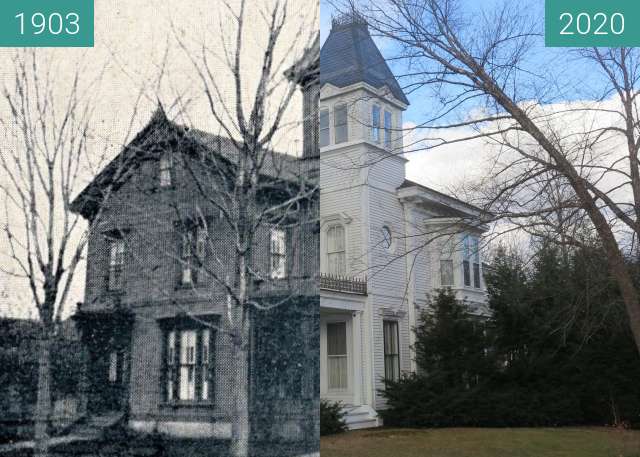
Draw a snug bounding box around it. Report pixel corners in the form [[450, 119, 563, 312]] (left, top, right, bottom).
[[320, 14, 409, 106], [70, 105, 304, 219]]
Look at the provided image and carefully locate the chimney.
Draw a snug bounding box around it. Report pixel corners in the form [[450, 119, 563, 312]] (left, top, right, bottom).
[[285, 36, 320, 159]]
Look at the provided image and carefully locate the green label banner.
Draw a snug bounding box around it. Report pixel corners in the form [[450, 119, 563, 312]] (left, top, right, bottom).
[[546, 0, 640, 47], [0, 0, 93, 47]]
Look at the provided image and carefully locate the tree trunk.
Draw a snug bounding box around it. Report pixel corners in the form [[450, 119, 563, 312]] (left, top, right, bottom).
[[230, 327, 250, 457], [34, 335, 52, 457], [604, 252, 640, 356], [478, 71, 640, 358]]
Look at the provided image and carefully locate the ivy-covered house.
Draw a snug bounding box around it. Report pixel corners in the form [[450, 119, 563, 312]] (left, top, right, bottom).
[[69, 49, 319, 447]]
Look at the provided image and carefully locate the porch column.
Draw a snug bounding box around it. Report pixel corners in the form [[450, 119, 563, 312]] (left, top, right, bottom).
[[351, 311, 364, 406]]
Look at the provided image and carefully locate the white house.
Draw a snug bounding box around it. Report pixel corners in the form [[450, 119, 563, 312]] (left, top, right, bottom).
[[319, 14, 489, 429]]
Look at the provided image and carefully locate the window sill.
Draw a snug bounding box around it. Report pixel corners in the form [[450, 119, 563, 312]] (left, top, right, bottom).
[[174, 282, 208, 291], [160, 401, 215, 409], [438, 285, 485, 292], [151, 185, 175, 193], [103, 289, 125, 297]]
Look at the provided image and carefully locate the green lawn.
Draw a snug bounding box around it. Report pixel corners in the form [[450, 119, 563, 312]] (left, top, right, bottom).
[[321, 427, 640, 457]]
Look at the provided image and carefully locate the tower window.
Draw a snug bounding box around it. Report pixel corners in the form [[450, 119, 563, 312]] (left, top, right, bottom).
[[384, 110, 392, 148], [320, 109, 330, 147], [334, 104, 348, 144], [372, 105, 381, 143]]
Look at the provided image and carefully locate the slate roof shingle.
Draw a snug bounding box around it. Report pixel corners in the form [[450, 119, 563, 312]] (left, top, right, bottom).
[[320, 14, 409, 105]]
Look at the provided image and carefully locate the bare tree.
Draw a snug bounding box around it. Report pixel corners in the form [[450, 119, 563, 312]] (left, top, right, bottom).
[[339, 0, 640, 354], [169, 1, 319, 455], [0, 51, 143, 457]]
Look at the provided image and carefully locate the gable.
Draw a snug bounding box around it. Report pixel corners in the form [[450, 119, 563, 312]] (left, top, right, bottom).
[[71, 108, 307, 220]]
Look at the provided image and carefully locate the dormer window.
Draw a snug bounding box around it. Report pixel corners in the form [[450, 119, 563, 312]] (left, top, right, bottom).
[[371, 105, 381, 143], [334, 104, 348, 144], [320, 109, 330, 147], [159, 153, 173, 187], [384, 110, 392, 148]]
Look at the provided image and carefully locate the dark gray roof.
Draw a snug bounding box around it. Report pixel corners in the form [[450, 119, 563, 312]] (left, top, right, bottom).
[[70, 106, 311, 219], [320, 15, 409, 105]]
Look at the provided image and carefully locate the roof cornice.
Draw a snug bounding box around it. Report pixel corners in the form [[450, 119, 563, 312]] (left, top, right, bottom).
[[320, 81, 409, 110]]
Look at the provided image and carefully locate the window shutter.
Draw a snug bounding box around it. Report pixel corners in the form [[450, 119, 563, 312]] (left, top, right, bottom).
[[195, 330, 202, 401]]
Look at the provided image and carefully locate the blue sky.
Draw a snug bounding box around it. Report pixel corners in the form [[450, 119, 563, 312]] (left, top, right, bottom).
[[320, 0, 609, 127]]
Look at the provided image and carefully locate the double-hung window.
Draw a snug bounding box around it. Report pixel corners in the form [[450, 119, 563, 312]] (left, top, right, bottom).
[[180, 224, 207, 286], [334, 104, 348, 144], [383, 321, 400, 382], [108, 237, 125, 291], [384, 110, 392, 148], [371, 105, 381, 143], [270, 227, 287, 279], [472, 237, 481, 288], [440, 238, 454, 287], [463, 235, 472, 287], [319, 109, 330, 147], [326, 225, 346, 276], [463, 235, 481, 288], [327, 322, 348, 390], [166, 327, 213, 402]]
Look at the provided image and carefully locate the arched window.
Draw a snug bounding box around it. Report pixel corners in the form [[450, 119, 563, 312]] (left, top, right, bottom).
[[326, 224, 346, 276]]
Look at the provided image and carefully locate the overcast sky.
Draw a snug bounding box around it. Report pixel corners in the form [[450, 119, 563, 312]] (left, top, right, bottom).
[[0, 0, 317, 318]]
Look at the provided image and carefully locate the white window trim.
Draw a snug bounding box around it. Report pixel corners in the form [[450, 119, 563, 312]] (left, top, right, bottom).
[[383, 320, 401, 383], [380, 221, 397, 254], [321, 214, 352, 277], [321, 316, 353, 397]]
